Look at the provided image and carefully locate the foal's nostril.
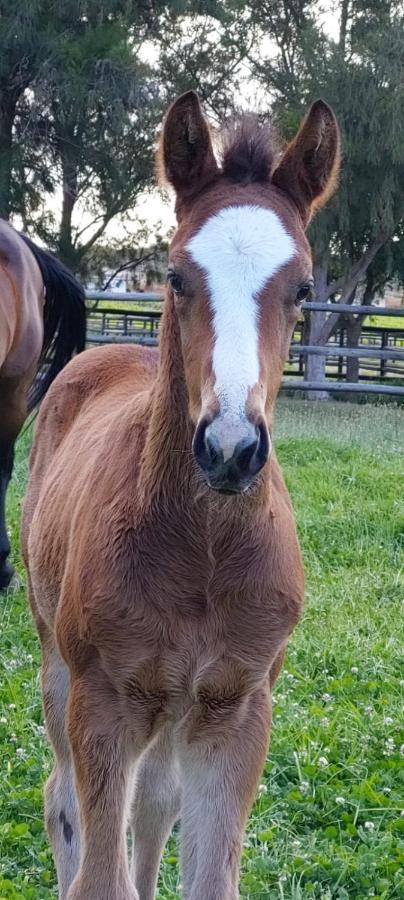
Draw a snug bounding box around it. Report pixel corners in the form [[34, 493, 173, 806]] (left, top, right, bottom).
[[193, 417, 222, 470], [231, 421, 270, 479], [235, 434, 259, 472], [206, 434, 220, 466]]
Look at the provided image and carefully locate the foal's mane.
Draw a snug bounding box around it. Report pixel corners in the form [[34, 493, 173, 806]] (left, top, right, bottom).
[[219, 114, 280, 186]]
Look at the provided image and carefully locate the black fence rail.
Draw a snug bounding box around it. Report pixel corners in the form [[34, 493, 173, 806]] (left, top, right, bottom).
[[85, 292, 404, 398]]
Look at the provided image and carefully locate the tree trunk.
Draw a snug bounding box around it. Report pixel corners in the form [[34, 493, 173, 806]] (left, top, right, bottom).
[[0, 98, 16, 220], [343, 315, 363, 382], [58, 134, 79, 271], [305, 258, 330, 400], [339, 0, 350, 52]]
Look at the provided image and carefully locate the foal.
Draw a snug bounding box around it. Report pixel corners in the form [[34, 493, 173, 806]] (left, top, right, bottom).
[[22, 92, 340, 899]]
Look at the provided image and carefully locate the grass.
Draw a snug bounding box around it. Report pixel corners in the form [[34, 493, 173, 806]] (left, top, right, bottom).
[[365, 315, 404, 330], [0, 401, 403, 899]]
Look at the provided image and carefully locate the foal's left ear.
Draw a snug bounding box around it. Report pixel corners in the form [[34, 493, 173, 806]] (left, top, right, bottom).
[[272, 100, 340, 225], [159, 91, 219, 203]]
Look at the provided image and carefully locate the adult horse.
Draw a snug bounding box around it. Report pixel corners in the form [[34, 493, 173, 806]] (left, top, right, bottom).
[[22, 92, 340, 899], [0, 221, 85, 588]]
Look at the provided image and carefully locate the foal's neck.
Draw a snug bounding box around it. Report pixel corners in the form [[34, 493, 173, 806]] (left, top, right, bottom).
[[138, 294, 194, 506]]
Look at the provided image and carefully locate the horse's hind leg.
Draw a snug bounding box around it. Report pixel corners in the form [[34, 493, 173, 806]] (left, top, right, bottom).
[[38, 620, 80, 897], [0, 436, 15, 588]]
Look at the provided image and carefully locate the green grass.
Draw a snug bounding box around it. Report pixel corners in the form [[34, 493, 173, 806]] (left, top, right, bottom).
[[1, 402, 403, 899], [365, 315, 404, 330]]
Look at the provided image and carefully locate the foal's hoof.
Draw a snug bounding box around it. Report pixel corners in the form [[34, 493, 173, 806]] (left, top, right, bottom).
[[0, 561, 15, 590]]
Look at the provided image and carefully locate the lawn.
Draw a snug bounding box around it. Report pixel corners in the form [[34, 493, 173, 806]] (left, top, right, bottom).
[[0, 401, 403, 899], [365, 315, 404, 331]]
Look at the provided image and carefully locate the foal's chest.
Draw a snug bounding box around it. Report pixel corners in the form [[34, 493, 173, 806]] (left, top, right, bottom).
[[106, 553, 284, 736], [100, 500, 300, 735]]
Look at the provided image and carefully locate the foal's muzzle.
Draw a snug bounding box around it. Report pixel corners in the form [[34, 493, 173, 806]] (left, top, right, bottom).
[[193, 417, 270, 493]]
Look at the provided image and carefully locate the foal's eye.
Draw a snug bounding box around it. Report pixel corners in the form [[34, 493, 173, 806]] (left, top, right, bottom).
[[295, 281, 314, 305], [167, 270, 184, 295]]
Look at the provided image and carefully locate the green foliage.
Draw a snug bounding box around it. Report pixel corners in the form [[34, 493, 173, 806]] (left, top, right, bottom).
[[249, 2, 404, 298], [1, 402, 403, 898], [0, 1, 251, 270]]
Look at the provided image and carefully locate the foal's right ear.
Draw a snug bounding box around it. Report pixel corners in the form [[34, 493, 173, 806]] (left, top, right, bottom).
[[159, 91, 219, 202]]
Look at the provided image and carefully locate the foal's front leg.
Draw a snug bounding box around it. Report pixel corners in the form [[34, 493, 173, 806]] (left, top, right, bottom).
[[179, 684, 271, 900], [66, 663, 139, 900], [130, 725, 181, 900]]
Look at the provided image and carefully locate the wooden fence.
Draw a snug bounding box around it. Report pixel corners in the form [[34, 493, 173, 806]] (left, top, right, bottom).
[[85, 291, 404, 398]]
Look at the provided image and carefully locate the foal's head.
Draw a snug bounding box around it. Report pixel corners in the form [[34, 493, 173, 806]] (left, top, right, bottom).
[[160, 92, 340, 493]]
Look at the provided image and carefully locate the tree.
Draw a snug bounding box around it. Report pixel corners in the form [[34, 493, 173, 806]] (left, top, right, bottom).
[[0, 1, 62, 220], [248, 1, 404, 391], [0, 1, 252, 272], [10, 2, 173, 270]]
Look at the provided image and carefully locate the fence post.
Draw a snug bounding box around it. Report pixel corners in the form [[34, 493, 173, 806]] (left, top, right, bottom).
[[381, 329, 387, 379], [338, 326, 344, 379]]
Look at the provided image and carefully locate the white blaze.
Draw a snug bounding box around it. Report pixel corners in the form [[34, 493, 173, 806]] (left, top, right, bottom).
[[187, 205, 295, 460]]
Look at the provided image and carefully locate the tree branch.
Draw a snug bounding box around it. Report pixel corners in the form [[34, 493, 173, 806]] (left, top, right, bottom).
[[319, 232, 393, 343]]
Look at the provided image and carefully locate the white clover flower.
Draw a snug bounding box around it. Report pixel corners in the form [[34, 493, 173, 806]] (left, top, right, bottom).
[[292, 839, 301, 847], [320, 717, 329, 727], [364, 821, 375, 831], [335, 796, 345, 805], [257, 784, 268, 795], [0, 716, 7, 724], [383, 787, 392, 794], [351, 666, 358, 674], [8, 703, 16, 710], [300, 781, 310, 794], [322, 693, 332, 702], [16, 747, 26, 759], [318, 756, 329, 768], [384, 716, 394, 726]]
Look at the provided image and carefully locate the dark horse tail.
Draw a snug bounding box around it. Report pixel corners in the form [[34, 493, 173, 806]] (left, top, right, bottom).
[[20, 235, 87, 411]]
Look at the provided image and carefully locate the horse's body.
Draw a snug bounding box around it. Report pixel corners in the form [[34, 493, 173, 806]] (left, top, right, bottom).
[[0, 220, 85, 587], [22, 93, 340, 899]]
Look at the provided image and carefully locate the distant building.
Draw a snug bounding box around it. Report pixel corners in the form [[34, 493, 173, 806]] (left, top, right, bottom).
[[381, 284, 404, 308]]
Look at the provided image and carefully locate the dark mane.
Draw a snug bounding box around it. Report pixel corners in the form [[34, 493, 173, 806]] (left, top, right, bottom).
[[220, 113, 279, 185]]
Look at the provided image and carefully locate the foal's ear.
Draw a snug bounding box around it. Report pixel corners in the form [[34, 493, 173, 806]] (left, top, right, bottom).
[[272, 100, 340, 225], [159, 91, 219, 202]]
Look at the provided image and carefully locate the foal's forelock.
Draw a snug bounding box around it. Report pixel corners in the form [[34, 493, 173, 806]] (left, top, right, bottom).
[[187, 205, 296, 459]]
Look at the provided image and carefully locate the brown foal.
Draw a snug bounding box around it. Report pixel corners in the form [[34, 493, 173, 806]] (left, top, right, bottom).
[[22, 92, 340, 899]]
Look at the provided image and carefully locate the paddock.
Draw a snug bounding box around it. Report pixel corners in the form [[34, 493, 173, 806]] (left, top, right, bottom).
[[1, 399, 402, 900]]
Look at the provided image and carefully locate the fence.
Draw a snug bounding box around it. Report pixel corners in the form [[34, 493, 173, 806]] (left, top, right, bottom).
[[85, 291, 404, 398]]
